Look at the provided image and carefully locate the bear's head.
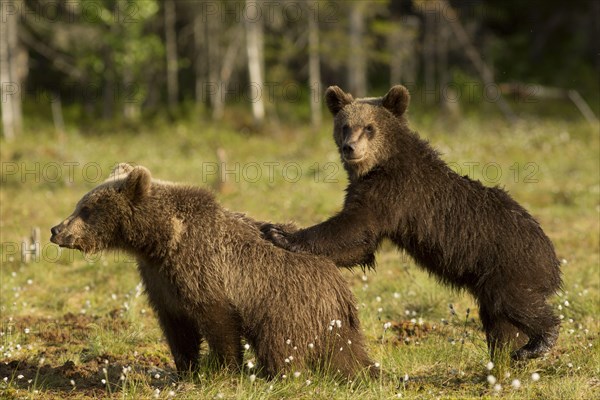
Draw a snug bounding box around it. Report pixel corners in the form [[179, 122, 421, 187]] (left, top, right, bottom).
[[50, 163, 151, 254], [325, 85, 410, 178]]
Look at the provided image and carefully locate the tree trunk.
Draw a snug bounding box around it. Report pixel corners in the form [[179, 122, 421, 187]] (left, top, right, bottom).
[[308, 1, 322, 129], [1, 0, 22, 140], [164, 0, 179, 109], [348, 3, 367, 97], [245, 0, 265, 126], [423, 9, 437, 104], [194, 13, 206, 109], [206, 12, 221, 118]]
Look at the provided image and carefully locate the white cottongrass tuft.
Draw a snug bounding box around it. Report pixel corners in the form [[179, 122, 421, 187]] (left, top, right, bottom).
[[531, 372, 540, 381], [383, 322, 392, 330], [487, 375, 497, 385], [249, 374, 256, 383], [511, 379, 521, 389], [308, 343, 314, 349], [244, 343, 250, 350], [247, 361, 254, 369], [70, 379, 75, 386], [493, 383, 502, 392], [486, 361, 494, 370], [293, 371, 301, 378], [305, 379, 312, 386]]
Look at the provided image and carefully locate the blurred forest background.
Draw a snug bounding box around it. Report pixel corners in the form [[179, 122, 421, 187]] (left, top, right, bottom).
[[1, 0, 598, 138]]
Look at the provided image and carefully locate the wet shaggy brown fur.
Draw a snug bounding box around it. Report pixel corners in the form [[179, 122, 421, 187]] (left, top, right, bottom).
[[50, 163, 376, 379], [262, 85, 562, 361]]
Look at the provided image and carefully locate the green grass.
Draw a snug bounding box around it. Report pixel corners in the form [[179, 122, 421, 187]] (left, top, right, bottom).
[[1, 112, 599, 399]]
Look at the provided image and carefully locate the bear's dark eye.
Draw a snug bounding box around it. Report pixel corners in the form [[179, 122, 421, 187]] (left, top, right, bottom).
[[364, 124, 375, 138], [342, 124, 351, 138], [79, 206, 91, 221]]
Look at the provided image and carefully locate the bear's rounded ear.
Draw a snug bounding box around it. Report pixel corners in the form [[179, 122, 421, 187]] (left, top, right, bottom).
[[107, 162, 135, 182], [123, 166, 151, 201], [325, 86, 353, 116], [382, 85, 410, 117]]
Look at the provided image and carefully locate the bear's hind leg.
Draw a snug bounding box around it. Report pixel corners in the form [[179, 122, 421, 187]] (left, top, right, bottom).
[[510, 305, 559, 361], [504, 298, 560, 361], [479, 305, 527, 360]]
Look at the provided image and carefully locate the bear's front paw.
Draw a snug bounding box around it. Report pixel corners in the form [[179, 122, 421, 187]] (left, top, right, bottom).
[[261, 224, 295, 250]]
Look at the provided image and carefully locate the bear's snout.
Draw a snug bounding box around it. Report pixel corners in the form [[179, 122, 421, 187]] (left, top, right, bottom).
[[51, 224, 62, 236]]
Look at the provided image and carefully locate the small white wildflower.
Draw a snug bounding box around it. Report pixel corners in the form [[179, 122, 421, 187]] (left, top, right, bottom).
[[308, 343, 314, 349], [24, 328, 30, 334], [2, 377, 7, 382], [559, 314, 564, 320], [374, 362, 380, 368], [17, 374, 24, 380], [487, 375, 497, 385], [377, 307, 383, 313], [393, 292, 400, 299], [558, 304, 563, 310], [567, 362, 573, 368], [486, 361, 494, 370], [102, 368, 107, 374], [70, 379, 75, 386], [305, 379, 312, 386], [293, 371, 301, 378], [285, 358, 290, 363], [247, 361, 254, 369], [347, 339, 352, 345], [249, 374, 256, 383], [493, 383, 502, 392], [244, 343, 250, 350], [120, 374, 125, 381], [38, 357, 45, 365], [285, 338, 292, 345], [101, 379, 106, 384], [403, 373, 409, 382], [153, 388, 160, 398], [111, 294, 117, 300], [27, 279, 33, 285], [504, 372, 511, 378], [154, 373, 160, 379], [376, 296, 382, 302], [564, 300, 570, 307], [335, 320, 342, 328], [289, 355, 294, 361], [361, 275, 368, 281], [511, 379, 521, 389], [383, 322, 392, 330], [104, 359, 109, 365], [531, 372, 540, 381], [168, 391, 175, 397]]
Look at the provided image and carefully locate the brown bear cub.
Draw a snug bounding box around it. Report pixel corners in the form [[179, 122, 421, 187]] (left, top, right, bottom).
[[262, 86, 562, 361], [50, 163, 376, 379]]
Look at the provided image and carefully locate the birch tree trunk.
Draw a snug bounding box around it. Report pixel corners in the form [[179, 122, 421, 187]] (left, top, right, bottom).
[[348, 2, 366, 97], [245, 0, 265, 126], [165, 0, 179, 109], [308, 1, 322, 129], [1, 0, 22, 140]]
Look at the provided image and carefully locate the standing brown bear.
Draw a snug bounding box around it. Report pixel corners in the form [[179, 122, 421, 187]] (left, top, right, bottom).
[[262, 85, 562, 361], [50, 163, 376, 379]]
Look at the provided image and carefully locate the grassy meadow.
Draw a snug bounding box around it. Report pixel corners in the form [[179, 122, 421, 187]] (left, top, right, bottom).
[[0, 109, 598, 399]]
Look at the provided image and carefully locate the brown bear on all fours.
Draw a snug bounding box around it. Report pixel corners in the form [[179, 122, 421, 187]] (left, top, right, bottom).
[[50, 163, 376, 379], [262, 85, 562, 361]]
